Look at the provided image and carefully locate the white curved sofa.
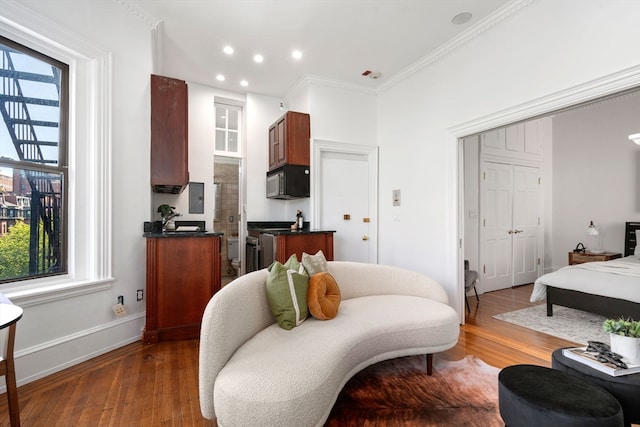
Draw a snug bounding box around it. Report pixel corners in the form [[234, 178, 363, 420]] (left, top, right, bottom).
[[199, 261, 460, 427]]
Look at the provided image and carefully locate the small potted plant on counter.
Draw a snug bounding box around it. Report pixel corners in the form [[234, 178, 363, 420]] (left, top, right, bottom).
[[157, 204, 180, 231], [603, 317, 640, 364]]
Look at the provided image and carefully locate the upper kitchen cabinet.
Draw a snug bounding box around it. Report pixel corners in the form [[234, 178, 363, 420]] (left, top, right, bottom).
[[150, 74, 189, 194], [268, 111, 310, 171]]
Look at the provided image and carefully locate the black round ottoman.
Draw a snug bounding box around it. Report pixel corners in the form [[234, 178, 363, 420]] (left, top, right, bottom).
[[553, 348, 640, 426], [498, 364, 624, 427]]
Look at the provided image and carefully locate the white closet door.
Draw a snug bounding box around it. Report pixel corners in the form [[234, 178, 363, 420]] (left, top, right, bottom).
[[481, 162, 513, 292], [512, 165, 541, 285], [481, 161, 541, 292]]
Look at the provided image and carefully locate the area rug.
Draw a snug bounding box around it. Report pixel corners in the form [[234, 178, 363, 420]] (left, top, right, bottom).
[[493, 304, 609, 345], [324, 355, 502, 427]]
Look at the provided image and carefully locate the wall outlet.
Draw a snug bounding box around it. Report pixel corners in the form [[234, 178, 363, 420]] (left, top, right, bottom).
[[112, 303, 126, 317], [137, 289, 144, 301]]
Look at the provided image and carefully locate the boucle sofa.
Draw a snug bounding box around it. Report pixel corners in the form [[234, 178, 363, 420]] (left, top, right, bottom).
[[199, 261, 460, 427]]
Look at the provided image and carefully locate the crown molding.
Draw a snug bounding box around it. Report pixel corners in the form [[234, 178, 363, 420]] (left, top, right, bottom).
[[448, 65, 640, 137], [114, 0, 159, 28], [377, 0, 535, 94]]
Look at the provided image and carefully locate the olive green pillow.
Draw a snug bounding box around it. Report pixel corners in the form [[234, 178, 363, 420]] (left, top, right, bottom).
[[268, 254, 307, 276], [266, 261, 309, 330]]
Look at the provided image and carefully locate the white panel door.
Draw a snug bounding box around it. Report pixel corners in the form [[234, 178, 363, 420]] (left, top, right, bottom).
[[320, 151, 372, 262], [481, 162, 513, 292], [512, 165, 540, 285], [481, 161, 541, 292]]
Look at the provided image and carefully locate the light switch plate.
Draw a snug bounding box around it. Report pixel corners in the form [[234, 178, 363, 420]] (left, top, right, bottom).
[[392, 189, 401, 206]]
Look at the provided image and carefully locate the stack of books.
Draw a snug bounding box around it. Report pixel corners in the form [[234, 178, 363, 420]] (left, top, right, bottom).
[[562, 347, 640, 377]]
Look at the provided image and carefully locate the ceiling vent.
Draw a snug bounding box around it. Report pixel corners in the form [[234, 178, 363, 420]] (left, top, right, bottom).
[[361, 70, 382, 80]]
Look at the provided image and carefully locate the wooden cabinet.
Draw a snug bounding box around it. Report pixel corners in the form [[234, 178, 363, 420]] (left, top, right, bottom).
[[275, 232, 334, 264], [268, 111, 310, 171], [150, 74, 189, 194], [143, 235, 221, 343], [568, 251, 621, 265]]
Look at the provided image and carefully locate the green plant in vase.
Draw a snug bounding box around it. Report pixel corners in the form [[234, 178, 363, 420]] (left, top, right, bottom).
[[157, 204, 180, 231], [603, 317, 640, 365], [603, 318, 640, 338]]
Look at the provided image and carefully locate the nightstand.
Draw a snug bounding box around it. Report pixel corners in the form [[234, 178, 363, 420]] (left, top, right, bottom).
[[568, 251, 622, 265]]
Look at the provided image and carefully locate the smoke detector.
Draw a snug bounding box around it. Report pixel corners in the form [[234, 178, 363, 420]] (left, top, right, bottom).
[[361, 70, 382, 80]]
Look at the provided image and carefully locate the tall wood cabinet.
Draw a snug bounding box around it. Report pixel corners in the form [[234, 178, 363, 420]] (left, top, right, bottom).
[[268, 111, 310, 171], [150, 74, 189, 194], [143, 235, 221, 343]]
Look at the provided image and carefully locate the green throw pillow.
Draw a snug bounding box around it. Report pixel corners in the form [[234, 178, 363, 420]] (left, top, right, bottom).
[[302, 250, 328, 276], [266, 261, 309, 330], [267, 254, 307, 276]]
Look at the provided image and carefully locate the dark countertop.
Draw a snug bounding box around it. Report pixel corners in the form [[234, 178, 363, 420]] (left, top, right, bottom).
[[247, 221, 334, 236], [256, 228, 335, 235], [143, 231, 224, 238]]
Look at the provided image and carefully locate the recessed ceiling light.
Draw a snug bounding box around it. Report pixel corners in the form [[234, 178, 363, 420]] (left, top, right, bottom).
[[292, 50, 302, 60], [253, 54, 264, 63], [223, 46, 234, 55], [452, 12, 472, 25], [240, 80, 249, 87], [216, 74, 225, 81]]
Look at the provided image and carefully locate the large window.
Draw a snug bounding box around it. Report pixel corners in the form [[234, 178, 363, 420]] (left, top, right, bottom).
[[0, 35, 68, 283]]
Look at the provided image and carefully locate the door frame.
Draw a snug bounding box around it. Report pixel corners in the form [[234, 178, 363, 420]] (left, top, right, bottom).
[[312, 139, 379, 264], [453, 66, 640, 323]]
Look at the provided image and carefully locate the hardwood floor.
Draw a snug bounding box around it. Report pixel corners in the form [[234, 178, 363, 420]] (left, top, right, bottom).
[[0, 284, 578, 426]]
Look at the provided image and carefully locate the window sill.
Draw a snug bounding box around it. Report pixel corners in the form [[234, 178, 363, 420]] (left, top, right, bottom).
[[4, 277, 114, 308]]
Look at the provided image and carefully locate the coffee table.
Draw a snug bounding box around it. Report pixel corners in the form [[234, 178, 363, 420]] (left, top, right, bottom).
[[552, 348, 640, 427]]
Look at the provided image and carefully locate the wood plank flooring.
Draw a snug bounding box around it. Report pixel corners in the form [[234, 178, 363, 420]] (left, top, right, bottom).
[[0, 284, 579, 426]]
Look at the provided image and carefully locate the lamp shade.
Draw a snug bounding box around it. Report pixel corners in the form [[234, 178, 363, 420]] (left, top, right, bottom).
[[587, 221, 599, 236]]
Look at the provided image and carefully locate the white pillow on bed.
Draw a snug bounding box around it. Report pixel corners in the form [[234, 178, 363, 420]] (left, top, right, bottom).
[[635, 230, 640, 256]]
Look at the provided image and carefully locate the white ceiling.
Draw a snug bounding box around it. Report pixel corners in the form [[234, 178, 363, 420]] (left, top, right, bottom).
[[133, 0, 511, 98]]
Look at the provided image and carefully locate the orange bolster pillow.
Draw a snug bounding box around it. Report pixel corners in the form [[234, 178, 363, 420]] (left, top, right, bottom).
[[307, 272, 341, 320]]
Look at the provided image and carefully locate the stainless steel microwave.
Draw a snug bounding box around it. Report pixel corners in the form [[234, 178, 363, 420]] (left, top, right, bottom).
[[266, 164, 310, 199]]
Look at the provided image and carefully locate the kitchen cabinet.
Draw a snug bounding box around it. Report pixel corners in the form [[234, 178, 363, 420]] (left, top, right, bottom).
[[274, 232, 334, 264], [150, 74, 189, 194], [143, 234, 221, 343], [268, 111, 310, 171]]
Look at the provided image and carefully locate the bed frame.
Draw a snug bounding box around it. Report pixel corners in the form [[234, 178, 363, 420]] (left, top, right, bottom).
[[546, 221, 640, 320]]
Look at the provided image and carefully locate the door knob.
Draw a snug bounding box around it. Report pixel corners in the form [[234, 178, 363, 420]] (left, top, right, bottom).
[[362, 235, 369, 241], [507, 230, 513, 234], [514, 229, 523, 234]]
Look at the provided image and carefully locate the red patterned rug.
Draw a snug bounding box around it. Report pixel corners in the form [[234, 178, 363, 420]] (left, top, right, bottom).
[[325, 355, 502, 427]]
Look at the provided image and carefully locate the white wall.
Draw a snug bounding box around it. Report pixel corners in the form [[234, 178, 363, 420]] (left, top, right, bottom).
[[1, 0, 153, 386], [551, 91, 640, 268], [376, 0, 640, 315], [244, 93, 292, 221]]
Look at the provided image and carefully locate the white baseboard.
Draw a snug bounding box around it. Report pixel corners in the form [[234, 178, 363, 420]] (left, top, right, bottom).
[[2, 312, 146, 393]]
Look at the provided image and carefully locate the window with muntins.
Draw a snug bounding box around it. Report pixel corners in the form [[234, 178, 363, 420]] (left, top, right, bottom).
[[214, 103, 242, 157], [0, 35, 68, 283]]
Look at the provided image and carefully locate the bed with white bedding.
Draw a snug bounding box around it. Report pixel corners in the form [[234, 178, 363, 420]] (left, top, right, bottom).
[[530, 221, 640, 319]]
